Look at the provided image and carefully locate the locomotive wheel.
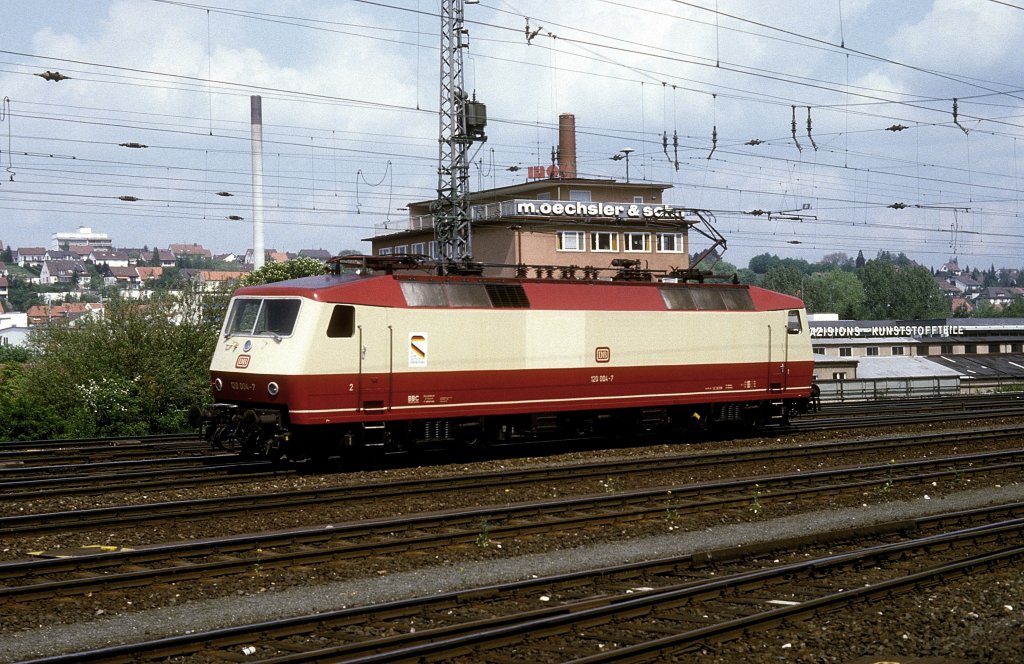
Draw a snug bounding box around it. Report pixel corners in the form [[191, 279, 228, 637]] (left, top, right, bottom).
[[457, 419, 489, 454]]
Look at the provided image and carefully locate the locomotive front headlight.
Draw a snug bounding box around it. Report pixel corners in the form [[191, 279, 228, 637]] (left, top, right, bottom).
[[267, 381, 280, 396], [214, 378, 223, 392]]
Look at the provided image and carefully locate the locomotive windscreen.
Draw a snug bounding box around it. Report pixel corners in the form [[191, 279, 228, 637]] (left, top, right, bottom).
[[225, 297, 302, 337]]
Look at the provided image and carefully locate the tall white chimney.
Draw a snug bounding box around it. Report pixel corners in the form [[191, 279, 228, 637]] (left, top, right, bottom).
[[250, 95, 265, 270]]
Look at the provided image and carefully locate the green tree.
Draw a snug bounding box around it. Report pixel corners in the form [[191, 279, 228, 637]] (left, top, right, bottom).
[[9, 283, 225, 438], [6, 277, 42, 312], [1002, 299, 1024, 316], [762, 265, 804, 297], [0, 361, 65, 440], [819, 252, 854, 270], [735, 268, 759, 285], [240, 256, 328, 287], [748, 253, 780, 275], [710, 259, 738, 278], [0, 344, 32, 364], [859, 259, 947, 319], [803, 269, 866, 318]]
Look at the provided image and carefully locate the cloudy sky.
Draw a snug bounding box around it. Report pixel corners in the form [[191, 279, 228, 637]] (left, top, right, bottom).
[[2, 0, 1023, 270]]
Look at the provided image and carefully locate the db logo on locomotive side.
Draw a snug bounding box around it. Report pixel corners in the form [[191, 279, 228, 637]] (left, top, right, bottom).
[[235, 354, 251, 369]]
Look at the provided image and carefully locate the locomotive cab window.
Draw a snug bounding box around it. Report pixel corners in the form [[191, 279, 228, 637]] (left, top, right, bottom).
[[225, 298, 301, 337], [327, 305, 355, 338], [787, 309, 803, 334]]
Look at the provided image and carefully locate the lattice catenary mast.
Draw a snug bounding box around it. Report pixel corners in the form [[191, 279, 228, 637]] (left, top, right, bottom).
[[434, 0, 487, 272]]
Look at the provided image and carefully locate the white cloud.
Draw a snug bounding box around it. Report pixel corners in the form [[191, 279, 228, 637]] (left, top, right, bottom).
[[888, 0, 1024, 76]]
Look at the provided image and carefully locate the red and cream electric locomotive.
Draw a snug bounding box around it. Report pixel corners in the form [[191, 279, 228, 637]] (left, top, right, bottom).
[[195, 256, 817, 460]]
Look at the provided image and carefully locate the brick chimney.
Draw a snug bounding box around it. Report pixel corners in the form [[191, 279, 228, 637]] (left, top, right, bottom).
[[558, 113, 577, 179]]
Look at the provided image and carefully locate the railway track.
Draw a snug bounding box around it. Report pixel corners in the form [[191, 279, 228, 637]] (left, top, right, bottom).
[[0, 434, 208, 466], [793, 393, 1024, 431], [4, 423, 1023, 527], [19, 503, 1024, 663], [6, 403, 1023, 504], [0, 455, 287, 502], [2, 444, 1022, 614]]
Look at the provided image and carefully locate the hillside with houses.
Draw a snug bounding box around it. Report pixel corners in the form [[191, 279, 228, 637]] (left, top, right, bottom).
[[0, 226, 341, 346], [3, 224, 1024, 350]]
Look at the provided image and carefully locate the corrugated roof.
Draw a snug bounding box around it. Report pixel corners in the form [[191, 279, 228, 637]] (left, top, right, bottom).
[[852, 356, 962, 379]]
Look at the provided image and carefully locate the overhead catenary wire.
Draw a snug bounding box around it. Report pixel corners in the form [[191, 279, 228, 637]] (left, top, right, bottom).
[[3, 1, 1022, 264]]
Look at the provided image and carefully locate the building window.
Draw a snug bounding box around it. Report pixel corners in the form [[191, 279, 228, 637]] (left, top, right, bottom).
[[839, 347, 852, 357], [537, 192, 552, 201], [832, 371, 847, 380], [965, 344, 977, 354], [916, 345, 929, 356], [395, 245, 408, 255], [378, 247, 393, 256], [557, 231, 585, 252], [429, 241, 439, 259], [1013, 343, 1023, 353], [591, 231, 619, 252], [988, 343, 1001, 353], [624, 232, 651, 252], [633, 196, 644, 204], [892, 346, 905, 356], [866, 346, 879, 356], [569, 190, 592, 202], [941, 344, 953, 354], [410, 242, 426, 256], [813, 347, 825, 355], [657, 233, 684, 252]]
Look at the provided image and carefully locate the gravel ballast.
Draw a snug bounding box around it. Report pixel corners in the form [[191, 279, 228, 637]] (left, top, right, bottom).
[[3, 482, 1023, 663]]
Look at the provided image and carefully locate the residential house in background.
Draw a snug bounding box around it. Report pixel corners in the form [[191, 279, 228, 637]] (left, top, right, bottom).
[[170, 243, 213, 260], [67, 245, 98, 262], [934, 276, 960, 299], [979, 286, 1024, 311], [243, 248, 292, 265], [0, 310, 30, 347], [194, 270, 247, 291], [93, 249, 133, 269], [152, 249, 176, 267], [26, 303, 104, 326], [135, 266, 163, 285], [103, 265, 165, 289], [939, 258, 961, 276], [39, 259, 88, 285], [948, 273, 982, 296], [106, 266, 142, 289], [15, 248, 47, 267], [298, 249, 332, 262]]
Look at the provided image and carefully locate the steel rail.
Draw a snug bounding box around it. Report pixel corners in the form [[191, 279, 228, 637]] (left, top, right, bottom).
[[2, 448, 1023, 606], [4, 424, 1023, 533], [20, 512, 1024, 663], [0, 457, 283, 501]]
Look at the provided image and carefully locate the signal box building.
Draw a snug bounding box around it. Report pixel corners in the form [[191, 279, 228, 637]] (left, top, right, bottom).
[[371, 179, 708, 278], [369, 115, 711, 278]]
